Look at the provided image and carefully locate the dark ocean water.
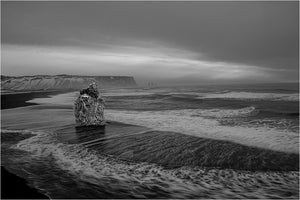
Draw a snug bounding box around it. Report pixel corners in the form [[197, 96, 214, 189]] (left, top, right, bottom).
[[1, 83, 299, 199]]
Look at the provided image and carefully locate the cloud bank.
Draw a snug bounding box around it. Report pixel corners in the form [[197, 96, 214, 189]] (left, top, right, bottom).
[[1, 1, 298, 85]]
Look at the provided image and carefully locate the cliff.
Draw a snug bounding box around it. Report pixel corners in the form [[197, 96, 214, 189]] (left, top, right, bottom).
[[1, 75, 137, 91]]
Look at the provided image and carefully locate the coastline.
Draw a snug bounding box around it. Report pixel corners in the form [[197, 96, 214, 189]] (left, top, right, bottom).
[[1, 90, 72, 109], [1, 90, 59, 199], [1, 89, 299, 199]]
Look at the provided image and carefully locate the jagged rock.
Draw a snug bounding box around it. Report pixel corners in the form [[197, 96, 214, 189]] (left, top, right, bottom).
[[74, 83, 105, 126]]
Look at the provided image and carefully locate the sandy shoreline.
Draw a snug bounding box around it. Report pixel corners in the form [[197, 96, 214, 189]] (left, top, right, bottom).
[[1, 90, 71, 109], [1, 91, 58, 199]]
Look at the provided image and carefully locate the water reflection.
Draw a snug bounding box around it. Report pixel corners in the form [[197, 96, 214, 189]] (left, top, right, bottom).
[[75, 125, 106, 142], [56, 124, 106, 144]]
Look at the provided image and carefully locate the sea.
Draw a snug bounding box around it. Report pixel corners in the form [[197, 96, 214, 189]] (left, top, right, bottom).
[[1, 83, 299, 199]]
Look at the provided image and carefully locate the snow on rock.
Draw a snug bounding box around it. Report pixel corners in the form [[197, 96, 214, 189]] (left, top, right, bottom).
[[1, 75, 137, 91]]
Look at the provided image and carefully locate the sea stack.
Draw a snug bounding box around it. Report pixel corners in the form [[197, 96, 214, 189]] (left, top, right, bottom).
[[74, 82, 106, 126]]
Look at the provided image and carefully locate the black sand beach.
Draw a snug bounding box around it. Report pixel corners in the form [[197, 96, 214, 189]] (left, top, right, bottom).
[[1, 90, 72, 109], [1, 91, 55, 199]]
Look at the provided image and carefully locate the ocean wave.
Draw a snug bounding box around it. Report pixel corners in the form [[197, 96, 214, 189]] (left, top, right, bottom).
[[188, 106, 258, 118], [166, 92, 204, 97], [27, 92, 78, 106], [102, 92, 153, 97], [83, 129, 298, 171], [197, 92, 299, 101], [219, 118, 299, 133], [1, 129, 33, 134], [11, 129, 299, 199], [106, 109, 299, 153]]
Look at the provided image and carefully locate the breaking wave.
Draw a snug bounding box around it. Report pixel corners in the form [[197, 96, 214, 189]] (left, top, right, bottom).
[[187, 106, 258, 118], [106, 108, 299, 153], [197, 92, 299, 101], [102, 92, 153, 97], [219, 118, 299, 133], [27, 92, 78, 105]]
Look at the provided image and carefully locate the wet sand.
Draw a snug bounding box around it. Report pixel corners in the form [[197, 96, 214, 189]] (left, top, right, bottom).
[[1, 166, 49, 199], [1, 90, 69, 109], [1, 91, 61, 199]]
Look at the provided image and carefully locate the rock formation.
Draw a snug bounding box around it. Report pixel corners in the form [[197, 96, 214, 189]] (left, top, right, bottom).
[[74, 83, 106, 126]]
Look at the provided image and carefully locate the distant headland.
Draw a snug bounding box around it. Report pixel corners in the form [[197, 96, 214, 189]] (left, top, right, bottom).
[[1, 75, 137, 91]]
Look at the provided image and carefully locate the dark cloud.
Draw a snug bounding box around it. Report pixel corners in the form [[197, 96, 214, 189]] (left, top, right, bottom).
[[1, 1, 299, 82]]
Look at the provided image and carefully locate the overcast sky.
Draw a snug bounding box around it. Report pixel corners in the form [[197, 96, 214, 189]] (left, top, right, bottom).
[[1, 1, 299, 85]]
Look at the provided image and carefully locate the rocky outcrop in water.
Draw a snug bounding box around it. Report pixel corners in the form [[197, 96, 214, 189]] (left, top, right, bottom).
[[74, 83, 105, 126], [1, 75, 137, 91]]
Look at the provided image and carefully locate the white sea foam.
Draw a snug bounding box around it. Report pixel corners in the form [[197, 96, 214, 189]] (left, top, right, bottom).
[[105, 109, 299, 153], [221, 118, 299, 133], [1, 129, 33, 134], [102, 92, 153, 97], [27, 92, 78, 106], [186, 106, 257, 118], [198, 92, 299, 101], [166, 92, 206, 97], [11, 129, 299, 199]]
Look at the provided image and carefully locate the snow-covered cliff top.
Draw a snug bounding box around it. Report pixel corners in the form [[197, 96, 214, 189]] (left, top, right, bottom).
[[1, 75, 137, 91]]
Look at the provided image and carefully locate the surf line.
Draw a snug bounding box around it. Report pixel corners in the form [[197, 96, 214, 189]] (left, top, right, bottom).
[[80, 130, 153, 148]]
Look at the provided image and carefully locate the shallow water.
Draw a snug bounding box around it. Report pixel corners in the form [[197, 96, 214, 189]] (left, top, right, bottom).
[[1, 83, 299, 199]]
